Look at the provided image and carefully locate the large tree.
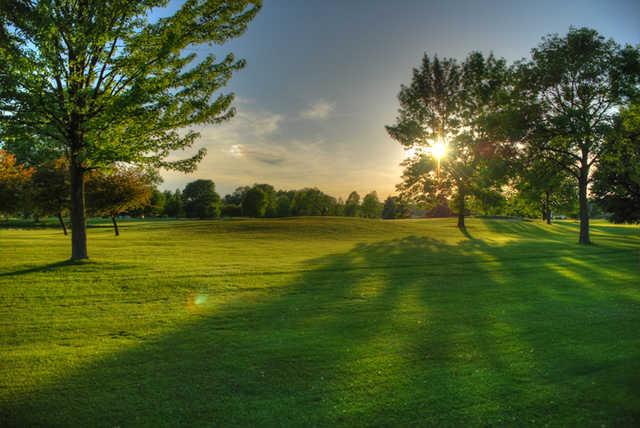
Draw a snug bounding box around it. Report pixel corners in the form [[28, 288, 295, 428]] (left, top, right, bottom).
[[512, 27, 639, 243], [0, 0, 261, 259], [386, 52, 509, 228]]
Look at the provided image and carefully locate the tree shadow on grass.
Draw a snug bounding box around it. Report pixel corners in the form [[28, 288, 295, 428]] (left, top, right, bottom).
[[0, 260, 83, 278], [2, 228, 639, 426]]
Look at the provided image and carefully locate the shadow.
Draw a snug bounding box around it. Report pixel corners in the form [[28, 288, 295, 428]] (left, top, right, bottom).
[[0, 260, 82, 278], [2, 225, 639, 426]]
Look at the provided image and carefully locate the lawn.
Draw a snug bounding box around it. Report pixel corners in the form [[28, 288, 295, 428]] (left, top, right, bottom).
[[0, 217, 638, 426]]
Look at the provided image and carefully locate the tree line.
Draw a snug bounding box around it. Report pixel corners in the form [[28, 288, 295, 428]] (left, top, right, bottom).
[[0, 154, 416, 232]]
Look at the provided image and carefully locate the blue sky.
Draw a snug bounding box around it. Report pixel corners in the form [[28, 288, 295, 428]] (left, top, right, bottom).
[[159, 0, 640, 199]]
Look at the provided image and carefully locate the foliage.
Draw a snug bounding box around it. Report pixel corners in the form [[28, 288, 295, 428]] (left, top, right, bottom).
[[86, 165, 156, 235], [381, 196, 412, 219], [0, 149, 33, 217], [360, 191, 382, 219], [592, 104, 640, 223], [29, 157, 70, 232], [344, 191, 360, 217], [290, 188, 337, 216], [182, 179, 221, 219], [163, 189, 185, 218], [242, 186, 268, 217]]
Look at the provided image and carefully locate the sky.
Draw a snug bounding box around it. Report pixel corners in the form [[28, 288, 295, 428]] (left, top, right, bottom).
[[157, 0, 640, 199]]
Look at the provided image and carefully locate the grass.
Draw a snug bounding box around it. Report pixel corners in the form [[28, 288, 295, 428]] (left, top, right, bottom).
[[0, 217, 638, 426]]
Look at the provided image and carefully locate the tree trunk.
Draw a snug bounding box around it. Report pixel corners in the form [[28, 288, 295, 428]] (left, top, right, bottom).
[[545, 190, 552, 225], [111, 215, 119, 236], [57, 212, 68, 235], [70, 160, 89, 259], [578, 167, 590, 244], [457, 189, 465, 229]]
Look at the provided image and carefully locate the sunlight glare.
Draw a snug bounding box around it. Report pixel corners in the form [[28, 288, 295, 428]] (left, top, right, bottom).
[[432, 140, 447, 160]]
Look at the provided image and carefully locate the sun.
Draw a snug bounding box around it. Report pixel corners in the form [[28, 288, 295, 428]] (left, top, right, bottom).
[[431, 140, 447, 160]]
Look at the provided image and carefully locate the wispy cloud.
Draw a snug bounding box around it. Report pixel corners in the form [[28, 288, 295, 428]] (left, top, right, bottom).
[[300, 100, 334, 119], [228, 144, 285, 165]]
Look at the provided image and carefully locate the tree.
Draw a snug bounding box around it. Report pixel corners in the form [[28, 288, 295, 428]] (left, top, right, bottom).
[[182, 179, 221, 219], [30, 158, 70, 233], [164, 189, 184, 218], [275, 191, 293, 217], [252, 184, 278, 217], [0, 0, 261, 259], [592, 104, 640, 223], [290, 188, 336, 216], [514, 156, 577, 223], [512, 27, 639, 243], [360, 191, 382, 218], [242, 186, 268, 217], [382, 196, 412, 219], [144, 189, 166, 218], [0, 150, 33, 218], [344, 191, 360, 217], [386, 52, 509, 228], [86, 166, 155, 235]]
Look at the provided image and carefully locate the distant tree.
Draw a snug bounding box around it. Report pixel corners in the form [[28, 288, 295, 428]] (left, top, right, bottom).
[[0, 0, 261, 259], [0, 150, 33, 219], [242, 186, 268, 217], [382, 196, 412, 219], [386, 52, 509, 228], [511, 27, 639, 243], [344, 191, 360, 217], [224, 186, 250, 206], [183, 180, 221, 219], [291, 188, 336, 216], [86, 166, 155, 235], [361, 191, 382, 218], [275, 192, 293, 217], [592, 104, 640, 223], [144, 189, 166, 218], [30, 158, 69, 234], [332, 197, 346, 217], [515, 156, 577, 223], [164, 189, 185, 218], [253, 184, 278, 217]]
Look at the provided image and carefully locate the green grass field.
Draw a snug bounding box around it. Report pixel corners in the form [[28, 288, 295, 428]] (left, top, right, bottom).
[[1, 217, 638, 426]]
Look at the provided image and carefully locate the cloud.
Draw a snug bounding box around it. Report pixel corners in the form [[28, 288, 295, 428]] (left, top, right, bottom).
[[300, 100, 334, 119], [228, 144, 285, 165]]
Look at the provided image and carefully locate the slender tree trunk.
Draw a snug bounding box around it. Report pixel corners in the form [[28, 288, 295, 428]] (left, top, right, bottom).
[[457, 189, 465, 229], [545, 190, 552, 225], [70, 159, 89, 259], [578, 167, 590, 244], [111, 215, 119, 236], [57, 212, 68, 235]]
